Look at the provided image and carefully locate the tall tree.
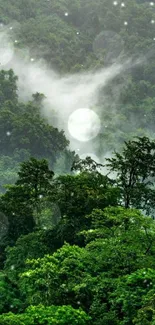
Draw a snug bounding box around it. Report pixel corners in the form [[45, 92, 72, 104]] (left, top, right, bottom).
[[0, 157, 54, 243], [106, 136, 155, 213]]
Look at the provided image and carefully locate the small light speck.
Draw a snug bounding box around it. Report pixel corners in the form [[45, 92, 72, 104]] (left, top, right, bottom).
[[6, 131, 11, 136], [30, 58, 35, 62], [10, 265, 15, 270], [124, 21, 128, 25], [113, 1, 118, 5], [9, 26, 13, 30], [64, 12, 69, 16], [151, 20, 155, 24], [121, 3, 125, 7], [150, 2, 154, 6]]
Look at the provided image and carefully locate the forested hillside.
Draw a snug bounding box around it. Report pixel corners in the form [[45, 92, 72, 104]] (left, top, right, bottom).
[[1, 0, 155, 324], [0, 0, 155, 187]]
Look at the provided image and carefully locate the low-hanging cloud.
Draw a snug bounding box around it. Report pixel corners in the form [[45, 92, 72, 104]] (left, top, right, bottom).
[[0, 29, 147, 158]]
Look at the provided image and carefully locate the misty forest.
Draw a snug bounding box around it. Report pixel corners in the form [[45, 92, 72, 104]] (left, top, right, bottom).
[[1, 0, 155, 324]]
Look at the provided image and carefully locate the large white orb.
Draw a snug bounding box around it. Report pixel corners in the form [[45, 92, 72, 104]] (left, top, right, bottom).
[[68, 108, 101, 142]]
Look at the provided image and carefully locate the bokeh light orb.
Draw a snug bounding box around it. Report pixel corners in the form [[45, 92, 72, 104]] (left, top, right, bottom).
[[0, 212, 9, 240], [68, 108, 101, 142], [34, 201, 61, 230], [93, 30, 124, 64]]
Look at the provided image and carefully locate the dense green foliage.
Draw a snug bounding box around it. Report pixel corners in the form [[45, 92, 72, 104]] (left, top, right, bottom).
[[0, 0, 155, 324], [0, 305, 90, 325], [0, 69, 76, 192], [1, 143, 155, 324], [0, 0, 155, 185]]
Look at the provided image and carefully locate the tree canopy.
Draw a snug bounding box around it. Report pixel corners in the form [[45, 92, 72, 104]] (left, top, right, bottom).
[[1, 0, 155, 324]]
